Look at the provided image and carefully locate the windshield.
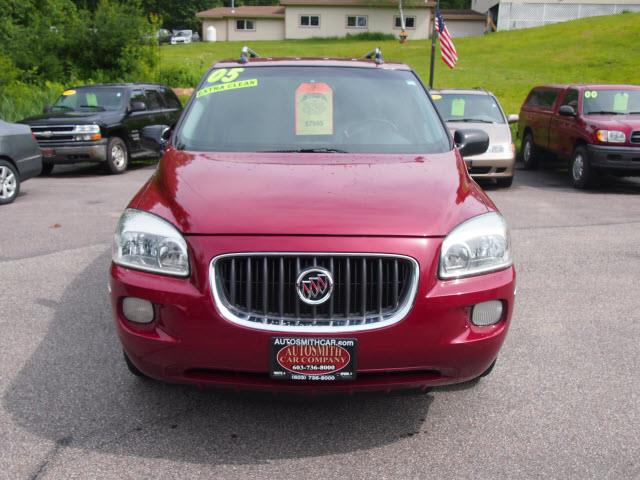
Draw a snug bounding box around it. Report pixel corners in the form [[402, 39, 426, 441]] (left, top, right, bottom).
[[583, 89, 640, 115], [52, 87, 126, 112], [432, 93, 506, 124], [176, 66, 450, 154]]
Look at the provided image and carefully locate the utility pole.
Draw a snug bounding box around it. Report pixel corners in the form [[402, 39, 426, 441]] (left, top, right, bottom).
[[428, 0, 440, 89]]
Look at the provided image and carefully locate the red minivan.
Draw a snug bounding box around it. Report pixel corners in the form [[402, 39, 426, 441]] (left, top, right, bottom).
[[109, 54, 516, 393]]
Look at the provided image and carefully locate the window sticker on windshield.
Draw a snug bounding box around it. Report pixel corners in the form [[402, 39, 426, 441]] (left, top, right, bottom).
[[196, 79, 259, 98], [451, 98, 465, 117], [207, 68, 245, 84], [86, 93, 98, 107], [63, 89, 76, 96], [613, 93, 629, 112], [295, 82, 333, 136], [585, 90, 598, 99], [431, 94, 442, 100]]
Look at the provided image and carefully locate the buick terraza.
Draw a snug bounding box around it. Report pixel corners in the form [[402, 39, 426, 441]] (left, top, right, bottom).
[[109, 52, 516, 392]]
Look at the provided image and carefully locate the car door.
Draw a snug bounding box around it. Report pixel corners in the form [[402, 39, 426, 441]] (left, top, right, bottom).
[[157, 87, 183, 126], [143, 89, 167, 127], [528, 89, 559, 150], [549, 88, 580, 158], [122, 88, 152, 153]]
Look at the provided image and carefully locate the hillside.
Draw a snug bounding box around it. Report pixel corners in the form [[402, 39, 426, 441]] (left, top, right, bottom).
[[160, 12, 640, 114]]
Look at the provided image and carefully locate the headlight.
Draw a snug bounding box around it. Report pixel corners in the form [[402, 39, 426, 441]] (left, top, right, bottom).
[[439, 212, 512, 279], [74, 124, 100, 134], [113, 209, 190, 277], [596, 130, 626, 143]]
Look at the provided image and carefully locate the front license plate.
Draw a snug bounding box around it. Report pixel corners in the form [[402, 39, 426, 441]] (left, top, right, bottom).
[[270, 337, 357, 381], [42, 148, 55, 158]]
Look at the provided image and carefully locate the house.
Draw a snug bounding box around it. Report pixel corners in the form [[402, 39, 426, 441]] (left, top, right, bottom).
[[472, 0, 640, 30], [197, 0, 435, 41], [440, 9, 486, 37]]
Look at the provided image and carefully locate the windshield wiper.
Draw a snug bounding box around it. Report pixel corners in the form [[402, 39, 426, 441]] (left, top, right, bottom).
[[261, 148, 349, 153], [51, 105, 73, 111], [79, 105, 105, 111], [586, 111, 623, 115], [450, 118, 495, 123]]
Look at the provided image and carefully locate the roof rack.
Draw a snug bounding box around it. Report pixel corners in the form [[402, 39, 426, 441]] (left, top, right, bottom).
[[363, 48, 384, 65], [239, 46, 260, 64]]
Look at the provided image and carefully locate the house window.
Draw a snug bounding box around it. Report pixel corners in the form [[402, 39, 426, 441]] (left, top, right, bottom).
[[236, 19, 255, 31], [346, 15, 368, 28], [299, 15, 320, 27], [394, 16, 416, 29]]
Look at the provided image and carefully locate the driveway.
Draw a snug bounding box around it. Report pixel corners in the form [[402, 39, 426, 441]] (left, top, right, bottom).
[[1, 163, 639, 479]]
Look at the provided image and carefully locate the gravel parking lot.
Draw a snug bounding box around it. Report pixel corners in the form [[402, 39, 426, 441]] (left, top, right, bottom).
[[1, 162, 639, 479]]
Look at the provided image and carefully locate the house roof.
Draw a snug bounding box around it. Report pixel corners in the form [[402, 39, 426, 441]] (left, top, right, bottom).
[[280, 0, 432, 8], [441, 9, 486, 20], [196, 6, 286, 19]]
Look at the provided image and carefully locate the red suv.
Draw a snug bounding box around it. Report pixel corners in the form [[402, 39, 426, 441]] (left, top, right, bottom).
[[518, 84, 640, 188], [109, 52, 516, 393]]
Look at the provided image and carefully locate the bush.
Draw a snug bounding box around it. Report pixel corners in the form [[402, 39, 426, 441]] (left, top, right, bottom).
[[0, 81, 65, 122], [156, 65, 200, 88]]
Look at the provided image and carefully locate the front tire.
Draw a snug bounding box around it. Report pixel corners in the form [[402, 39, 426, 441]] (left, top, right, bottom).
[[570, 145, 598, 189], [521, 133, 538, 170], [104, 137, 128, 174], [0, 160, 20, 205], [40, 162, 55, 175]]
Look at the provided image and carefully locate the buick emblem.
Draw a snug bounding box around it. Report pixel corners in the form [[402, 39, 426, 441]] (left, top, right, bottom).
[[296, 267, 334, 305]]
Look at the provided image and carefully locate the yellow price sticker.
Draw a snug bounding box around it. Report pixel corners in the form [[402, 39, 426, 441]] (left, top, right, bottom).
[[63, 89, 76, 96], [451, 98, 466, 117], [431, 94, 442, 100], [196, 79, 259, 98], [207, 68, 245, 84]]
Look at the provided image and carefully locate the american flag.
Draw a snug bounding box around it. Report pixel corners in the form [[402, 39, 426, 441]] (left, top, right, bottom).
[[435, 9, 458, 69]]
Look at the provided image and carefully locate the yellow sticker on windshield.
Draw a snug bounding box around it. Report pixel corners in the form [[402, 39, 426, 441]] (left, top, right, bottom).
[[86, 93, 98, 107], [63, 89, 76, 96], [196, 79, 258, 98], [295, 82, 333, 136], [432, 94, 442, 100], [207, 67, 245, 84], [451, 98, 465, 117], [613, 93, 629, 112]]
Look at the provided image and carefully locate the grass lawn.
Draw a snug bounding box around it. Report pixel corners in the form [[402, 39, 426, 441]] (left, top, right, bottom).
[[159, 12, 640, 114]]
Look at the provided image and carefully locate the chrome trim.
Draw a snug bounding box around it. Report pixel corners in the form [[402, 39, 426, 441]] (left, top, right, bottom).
[[296, 267, 334, 305], [209, 252, 420, 333]]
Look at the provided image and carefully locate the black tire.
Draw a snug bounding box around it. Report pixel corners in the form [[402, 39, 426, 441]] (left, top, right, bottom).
[[0, 160, 20, 205], [40, 162, 55, 176], [123, 351, 150, 379], [104, 137, 128, 174], [521, 133, 538, 170], [496, 176, 514, 188], [569, 145, 599, 189], [480, 359, 496, 378]]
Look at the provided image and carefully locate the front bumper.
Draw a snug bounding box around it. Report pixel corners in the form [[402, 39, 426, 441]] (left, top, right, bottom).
[[587, 144, 640, 173], [40, 140, 108, 164], [109, 236, 516, 393], [464, 154, 515, 178]]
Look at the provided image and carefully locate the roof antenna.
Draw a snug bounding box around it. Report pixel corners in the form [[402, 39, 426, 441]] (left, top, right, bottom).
[[240, 46, 259, 64], [364, 47, 384, 65]]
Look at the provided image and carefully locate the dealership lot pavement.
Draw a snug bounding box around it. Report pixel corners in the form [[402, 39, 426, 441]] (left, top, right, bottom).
[[1, 163, 639, 479]]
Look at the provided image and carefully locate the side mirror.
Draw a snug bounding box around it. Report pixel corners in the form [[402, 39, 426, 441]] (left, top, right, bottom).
[[129, 101, 147, 113], [558, 105, 576, 117], [43, 105, 52, 114], [507, 114, 519, 123], [454, 129, 489, 158], [141, 124, 171, 153]]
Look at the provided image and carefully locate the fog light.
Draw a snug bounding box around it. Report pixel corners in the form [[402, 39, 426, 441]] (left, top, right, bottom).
[[471, 300, 503, 326], [122, 297, 154, 324]]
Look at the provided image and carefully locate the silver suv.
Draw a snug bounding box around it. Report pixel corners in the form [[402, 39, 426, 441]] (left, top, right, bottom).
[[432, 89, 518, 188]]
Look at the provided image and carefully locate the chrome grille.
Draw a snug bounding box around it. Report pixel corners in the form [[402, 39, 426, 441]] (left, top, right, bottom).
[[30, 125, 76, 144], [210, 253, 419, 332], [631, 131, 640, 144]]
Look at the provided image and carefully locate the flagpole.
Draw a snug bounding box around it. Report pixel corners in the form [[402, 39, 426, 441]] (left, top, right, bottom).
[[428, 0, 439, 89]]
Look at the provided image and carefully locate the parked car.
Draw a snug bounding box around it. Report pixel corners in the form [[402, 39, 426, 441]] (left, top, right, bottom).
[[110, 52, 516, 393], [157, 28, 172, 44], [0, 120, 42, 205], [170, 30, 192, 45], [518, 84, 640, 188], [432, 89, 518, 188], [20, 83, 182, 174]]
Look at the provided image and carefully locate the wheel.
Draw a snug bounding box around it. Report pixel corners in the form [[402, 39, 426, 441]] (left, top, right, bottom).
[[570, 145, 599, 189], [0, 160, 20, 205], [40, 162, 54, 175], [123, 351, 150, 379], [496, 176, 513, 188], [521, 133, 538, 170], [104, 137, 128, 174], [480, 359, 496, 378]]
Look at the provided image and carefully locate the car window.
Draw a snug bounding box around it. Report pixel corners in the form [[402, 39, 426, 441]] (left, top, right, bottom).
[[129, 89, 145, 108], [144, 90, 164, 110], [52, 87, 126, 112], [582, 89, 640, 115], [561, 89, 579, 109], [161, 88, 182, 109], [433, 93, 506, 123], [526, 89, 557, 109], [176, 66, 450, 155]]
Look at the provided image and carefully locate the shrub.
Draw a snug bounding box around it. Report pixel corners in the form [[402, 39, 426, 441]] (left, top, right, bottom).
[[157, 65, 201, 88], [0, 81, 65, 122]]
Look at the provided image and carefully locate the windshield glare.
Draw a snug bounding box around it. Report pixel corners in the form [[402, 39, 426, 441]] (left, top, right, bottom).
[[433, 93, 506, 124], [176, 66, 450, 154], [53, 87, 125, 112], [583, 89, 640, 115]]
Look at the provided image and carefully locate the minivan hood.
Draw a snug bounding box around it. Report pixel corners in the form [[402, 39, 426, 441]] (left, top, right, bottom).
[[132, 150, 493, 237]]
